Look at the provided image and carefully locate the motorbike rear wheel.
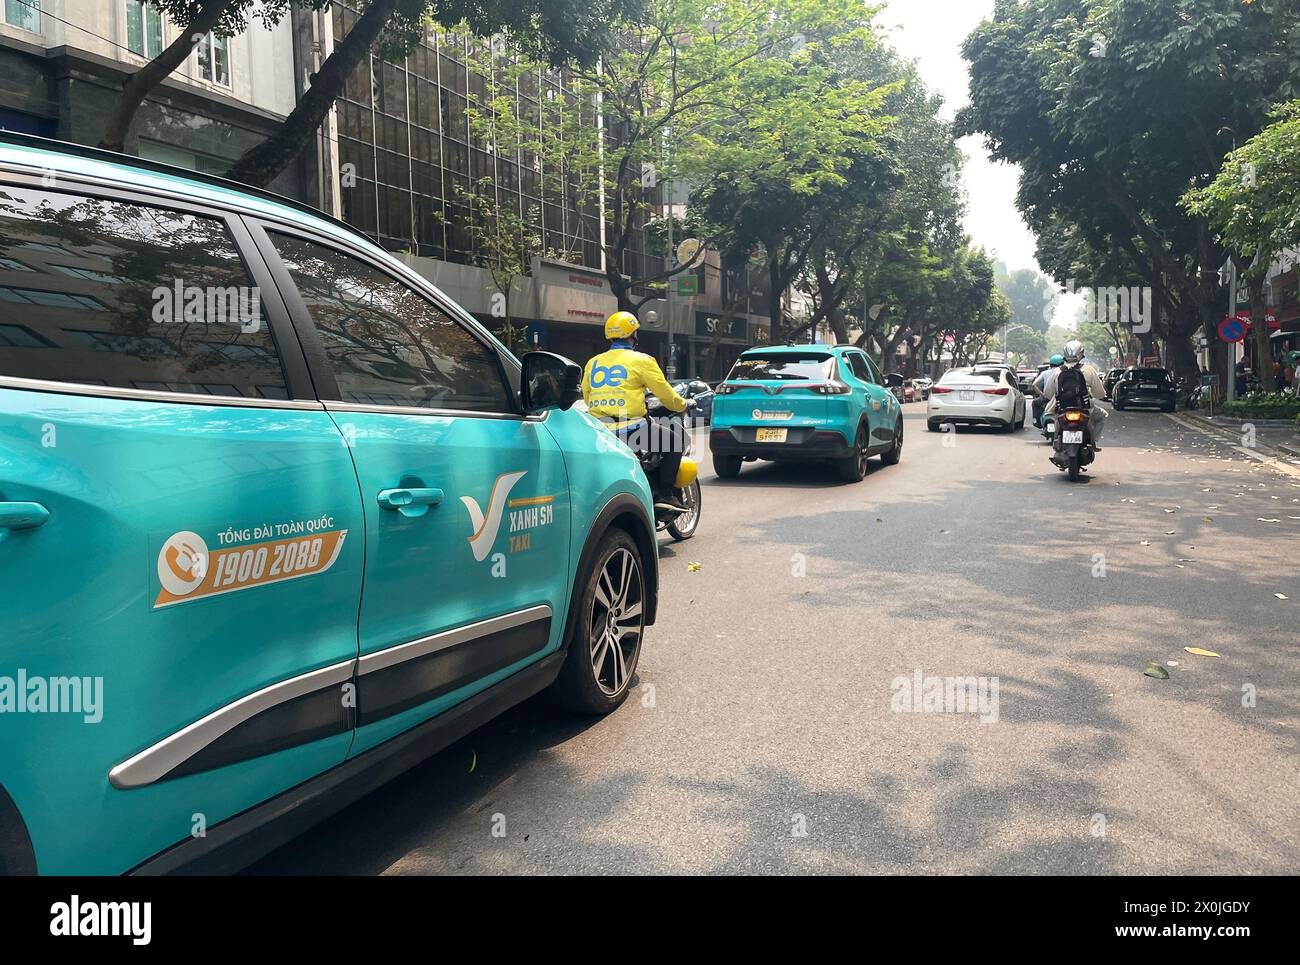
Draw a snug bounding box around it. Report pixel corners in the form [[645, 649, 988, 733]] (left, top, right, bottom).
[[1068, 455, 1081, 482], [666, 479, 701, 541]]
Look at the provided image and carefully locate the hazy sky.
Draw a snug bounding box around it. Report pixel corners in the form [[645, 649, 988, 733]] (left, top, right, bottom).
[[880, 0, 1039, 272]]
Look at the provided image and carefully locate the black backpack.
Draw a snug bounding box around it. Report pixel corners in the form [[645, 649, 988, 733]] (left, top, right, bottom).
[[1056, 365, 1088, 409]]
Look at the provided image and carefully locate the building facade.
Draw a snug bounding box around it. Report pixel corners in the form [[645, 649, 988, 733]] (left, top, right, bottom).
[[0, 2, 773, 376]]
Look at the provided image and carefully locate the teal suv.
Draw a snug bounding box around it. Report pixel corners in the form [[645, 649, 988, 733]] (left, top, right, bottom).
[[708, 344, 903, 481], [0, 134, 659, 874]]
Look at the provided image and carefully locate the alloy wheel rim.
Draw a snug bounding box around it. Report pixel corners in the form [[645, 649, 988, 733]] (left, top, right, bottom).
[[589, 547, 643, 696], [676, 482, 700, 533]]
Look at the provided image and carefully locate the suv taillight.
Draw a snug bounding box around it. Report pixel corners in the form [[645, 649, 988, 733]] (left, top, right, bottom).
[[812, 383, 851, 395], [982, 387, 1010, 395], [930, 386, 954, 394]]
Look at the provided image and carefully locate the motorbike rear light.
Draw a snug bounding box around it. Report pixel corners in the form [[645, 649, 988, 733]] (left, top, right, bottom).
[[930, 386, 954, 394], [981, 387, 1010, 395], [812, 383, 852, 395], [1063, 411, 1084, 422]]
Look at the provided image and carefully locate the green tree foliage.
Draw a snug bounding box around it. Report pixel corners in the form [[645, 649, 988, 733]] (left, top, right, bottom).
[[958, 0, 1300, 381]]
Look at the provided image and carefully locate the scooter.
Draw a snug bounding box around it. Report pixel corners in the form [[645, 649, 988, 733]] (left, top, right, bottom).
[[641, 397, 702, 541], [1049, 407, 1095, 481], [1033, 395, 1055, 442]]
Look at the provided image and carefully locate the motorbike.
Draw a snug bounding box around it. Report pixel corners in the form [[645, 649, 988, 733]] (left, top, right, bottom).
[[1040, 411, 1057, 442], [640, 395, 702, 541], [1049, 406, 1095, 481]]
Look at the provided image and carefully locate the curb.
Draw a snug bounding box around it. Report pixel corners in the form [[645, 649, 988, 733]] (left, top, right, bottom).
[[1169, 411, 1300, 462], [1180, 412, 1298, 429]]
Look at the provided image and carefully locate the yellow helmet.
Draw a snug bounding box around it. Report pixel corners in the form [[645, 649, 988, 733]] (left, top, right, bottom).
[[605, 311, 640, 340]]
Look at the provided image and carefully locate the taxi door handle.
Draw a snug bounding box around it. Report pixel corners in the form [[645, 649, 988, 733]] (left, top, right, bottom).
[[0, 501, 50, 531], [376, 487, 444, 514]]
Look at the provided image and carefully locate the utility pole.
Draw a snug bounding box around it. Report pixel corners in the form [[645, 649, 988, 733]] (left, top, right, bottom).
[[665, 180, 675, 378]]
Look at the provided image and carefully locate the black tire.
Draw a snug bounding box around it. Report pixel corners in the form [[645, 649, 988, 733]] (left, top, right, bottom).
[[927, 420, 941, 432], [548, 529, 645, 715], [714, 454, 742, 478], [880, 417, 903, 465], [1068, 455, 1081, 482], [838, 424, 870, 482], [666, 479, 701, 541]]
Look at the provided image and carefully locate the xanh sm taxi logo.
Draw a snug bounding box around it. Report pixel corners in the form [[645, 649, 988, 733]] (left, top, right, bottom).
[[460, 471, 555, 561]]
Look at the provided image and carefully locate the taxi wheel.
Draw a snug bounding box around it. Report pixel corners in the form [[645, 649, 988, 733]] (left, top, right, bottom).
[[880, 417, 903, 466], [549, 529, 644, 715], [714, 455, 742, 478], [837, 425, 869, 482]]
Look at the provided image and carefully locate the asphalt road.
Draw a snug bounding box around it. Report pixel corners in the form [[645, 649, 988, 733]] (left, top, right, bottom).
[[251, 404, 1300, 875]]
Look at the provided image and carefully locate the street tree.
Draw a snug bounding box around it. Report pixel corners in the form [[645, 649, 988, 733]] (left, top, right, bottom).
[[1184, 100, 1300, 381], [959, 0, 1300, 380]]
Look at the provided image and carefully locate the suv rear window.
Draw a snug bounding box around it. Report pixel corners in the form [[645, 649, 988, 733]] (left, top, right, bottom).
[[0, 185, 286, 398], [1128, 369, 1171, 381], [727, 353, 834, 381]]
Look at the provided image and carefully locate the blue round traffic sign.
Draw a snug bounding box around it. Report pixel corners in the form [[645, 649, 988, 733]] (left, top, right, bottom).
[[1218, 317, 1247, 343]]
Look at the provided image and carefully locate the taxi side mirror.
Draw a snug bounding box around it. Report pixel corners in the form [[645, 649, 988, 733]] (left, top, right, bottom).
[[521, 351, 583, 413]]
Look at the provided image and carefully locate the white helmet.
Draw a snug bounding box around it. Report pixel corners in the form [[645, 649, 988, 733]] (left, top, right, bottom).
[[1063, 339, 1085, 364]]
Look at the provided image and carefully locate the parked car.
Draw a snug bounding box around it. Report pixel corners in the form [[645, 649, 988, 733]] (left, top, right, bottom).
[[903, 379, 918, 403], [927, 366, 1027, 432], [0, 134, 662, 874], [913, 376, 933, 400], [709, 344, 903, 482], [1113, 367, 1176, 411], [1016, 369, 1038, 394], [1104, 367, 1127, 401], [672, 379, 715, 422], [883, 371, 906, 403]]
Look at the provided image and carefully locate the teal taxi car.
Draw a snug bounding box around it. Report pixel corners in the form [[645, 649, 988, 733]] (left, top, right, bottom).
[[0, 134, 658, 874], [708, 344, 903, 481]]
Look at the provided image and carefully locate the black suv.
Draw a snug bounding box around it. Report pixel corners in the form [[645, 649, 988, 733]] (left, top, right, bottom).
[[1113, 367, 1176, 411]]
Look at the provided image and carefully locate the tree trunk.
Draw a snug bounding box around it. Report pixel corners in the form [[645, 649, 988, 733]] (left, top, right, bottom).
[[1248, 276, 1272, 394], [225, 0, 401, 187], [99, 0, 231, 152], [767, 251, 785, 343]]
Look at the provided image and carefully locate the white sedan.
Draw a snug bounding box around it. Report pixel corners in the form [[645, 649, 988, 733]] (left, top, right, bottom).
[[926, 366, 1026, 432]]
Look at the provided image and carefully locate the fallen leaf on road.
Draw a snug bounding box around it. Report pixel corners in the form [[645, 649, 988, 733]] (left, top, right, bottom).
[[1258, 518, 1280, 523], [1203, 516, 1214, 522], [1165, 530, 1176, 535], [1144, 662, 1170, 679], [1140, 540, 1150, 546], [1276, 593, 1289, 600], [687, 562, 702, 572], [469, 751, 476, 773], [1184, 647, 1220, 658]]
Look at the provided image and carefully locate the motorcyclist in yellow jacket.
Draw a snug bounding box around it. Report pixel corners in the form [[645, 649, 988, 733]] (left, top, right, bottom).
[[583, 311, 691, 502]]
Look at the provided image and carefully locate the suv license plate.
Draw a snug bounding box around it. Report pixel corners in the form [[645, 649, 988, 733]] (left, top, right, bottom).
[[755, 428, 787, 443], [1062, 430, 1084, 444]]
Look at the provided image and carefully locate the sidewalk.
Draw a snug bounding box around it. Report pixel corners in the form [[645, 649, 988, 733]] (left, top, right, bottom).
[[1177, 409, 1300, 459]]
